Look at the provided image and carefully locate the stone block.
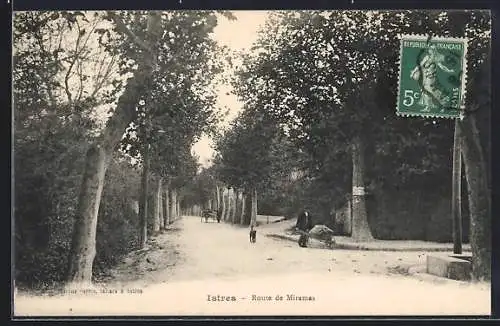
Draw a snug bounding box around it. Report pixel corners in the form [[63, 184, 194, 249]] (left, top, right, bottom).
[[426, 254, 472, 281]]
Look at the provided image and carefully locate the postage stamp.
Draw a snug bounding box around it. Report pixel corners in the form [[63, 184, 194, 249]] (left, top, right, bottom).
[[396, 34, 468, 119]]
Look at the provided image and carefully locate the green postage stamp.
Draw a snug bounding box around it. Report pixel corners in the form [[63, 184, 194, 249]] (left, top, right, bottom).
[[396, 34, 468, 119]]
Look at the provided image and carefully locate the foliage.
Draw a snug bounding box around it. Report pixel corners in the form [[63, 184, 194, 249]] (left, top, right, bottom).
[[94, 157, 141, 279], [213, 108, 279, 192], [117, 11, 229, 180], [13, 10, 228, 288], [179, 167, 216, 209], [229, 10, 490, 225]]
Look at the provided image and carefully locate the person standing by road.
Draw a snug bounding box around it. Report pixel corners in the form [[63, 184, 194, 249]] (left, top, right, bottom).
[[296, 208, 313, 247]]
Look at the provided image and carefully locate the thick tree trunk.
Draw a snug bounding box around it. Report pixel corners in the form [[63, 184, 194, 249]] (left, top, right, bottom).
[[250, 188, 258, 227], [153, 177, 162, 233], [459, 115, 491, 281], [163, 184, 170, 226], [66, 144, 107, 284], [177, 198, 181, 218], [446, 9, 490, 281], [240, 192, 246, 225], [351, 136, 373, 242], [66, 12, 162, 285], [138, 144, 150, 247]]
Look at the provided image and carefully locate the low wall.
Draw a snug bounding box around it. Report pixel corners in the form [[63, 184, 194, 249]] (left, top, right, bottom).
[[256, 215, 286, 225]]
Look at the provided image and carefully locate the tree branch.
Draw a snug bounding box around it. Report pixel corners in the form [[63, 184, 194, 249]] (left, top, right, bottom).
[[64, 21, 83, 105], [107, 11, 154, 55], [90, 53, 117, 99]]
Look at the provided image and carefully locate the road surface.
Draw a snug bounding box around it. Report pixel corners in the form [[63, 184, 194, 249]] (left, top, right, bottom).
[[14, 215, 491, 316]]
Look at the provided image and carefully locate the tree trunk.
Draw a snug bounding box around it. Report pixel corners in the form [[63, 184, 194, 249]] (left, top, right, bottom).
[[153, 176, 161, 233], [159, 188, 164, 230], [231, 190, 238, 224], [170, 189, 177, 221], [224, 193, 231, 221], [234, 190, 240, 224], [459, 115, 491, 281], [220, 188, 226, 221], [227, 188, 232, 223], [351, 136, 373, 242], [177, 198, 181, 218], [240, 192, 246, 225], [215, 184, 220, 211], [447, 9, 491, 281], [138, 143, 150, 247], [66, 12, 162, 285], [244, 194, 252, 225], [164, 184, 170, 226], [452, 122, 462, 254], [66, 144, 107, 284], [250, 188, 258, 227]]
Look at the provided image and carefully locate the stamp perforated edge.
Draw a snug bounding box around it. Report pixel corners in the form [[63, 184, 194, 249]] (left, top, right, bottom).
[[395, 33, 469, 120]]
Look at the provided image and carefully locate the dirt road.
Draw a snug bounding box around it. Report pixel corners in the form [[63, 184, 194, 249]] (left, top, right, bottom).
[[14, 216, 491, 316]]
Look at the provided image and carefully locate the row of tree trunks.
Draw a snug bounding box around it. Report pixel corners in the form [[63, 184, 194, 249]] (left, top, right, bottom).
[[211, 184, 257, 227], [218, 188, 247, 225], [66, 12, 163, 285], [212, 186, 252, 226]]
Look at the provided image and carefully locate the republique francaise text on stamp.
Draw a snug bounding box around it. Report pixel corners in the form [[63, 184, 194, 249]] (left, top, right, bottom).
[[397, 34, 468, 119]]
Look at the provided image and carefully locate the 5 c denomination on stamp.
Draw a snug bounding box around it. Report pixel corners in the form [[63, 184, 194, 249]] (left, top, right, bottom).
[[397, 34, 468, 119]]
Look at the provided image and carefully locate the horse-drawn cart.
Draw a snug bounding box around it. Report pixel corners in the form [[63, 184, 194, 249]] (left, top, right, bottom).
[[201, 209, 219, 223]]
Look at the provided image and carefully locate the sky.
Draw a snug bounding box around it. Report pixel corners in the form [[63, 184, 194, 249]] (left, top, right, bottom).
[[191, 11, 270, 167]]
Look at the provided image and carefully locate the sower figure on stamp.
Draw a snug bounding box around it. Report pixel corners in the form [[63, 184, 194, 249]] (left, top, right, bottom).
[[296, 208, 313, 247], [410, 45, 456, 112]]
